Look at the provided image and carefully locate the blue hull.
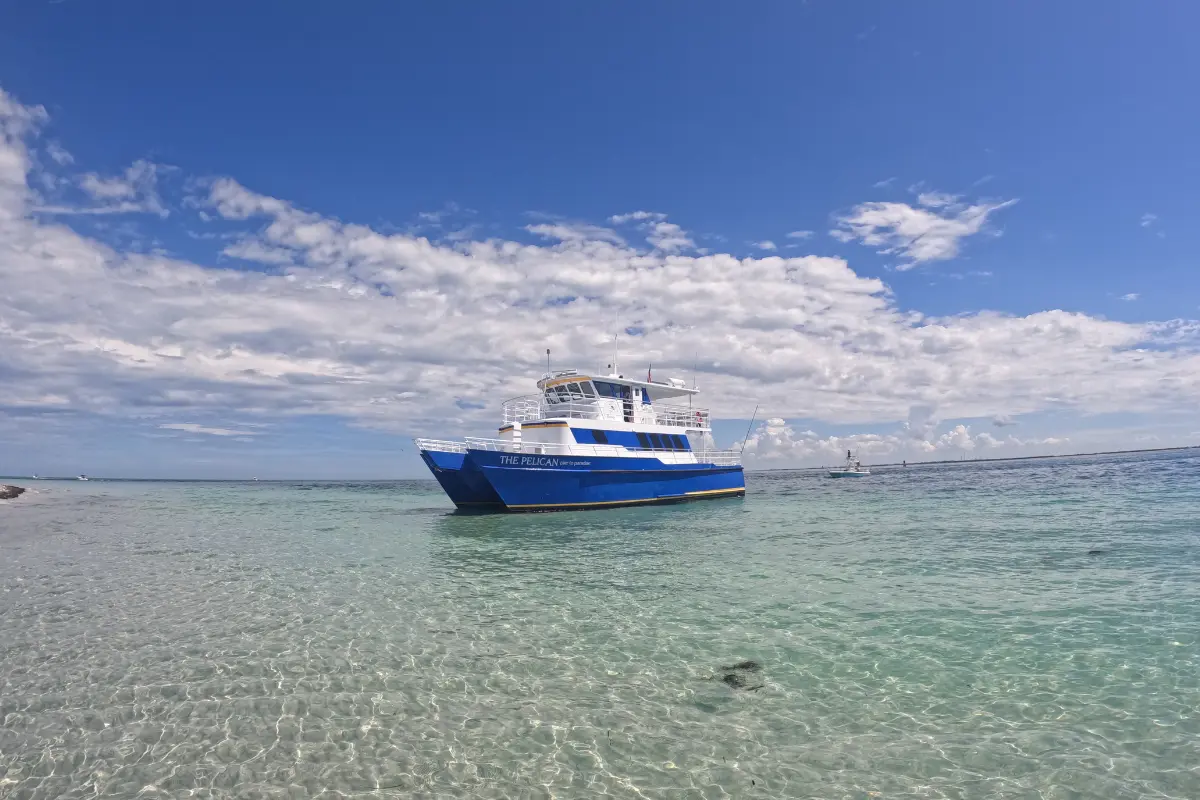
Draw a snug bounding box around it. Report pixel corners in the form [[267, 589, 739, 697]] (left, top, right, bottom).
[[418, 449, 504, 509], [463, 450, 745, 512]]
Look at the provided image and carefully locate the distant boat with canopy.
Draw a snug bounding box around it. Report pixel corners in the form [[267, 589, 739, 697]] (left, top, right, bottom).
[[829, 450, 870, 478]]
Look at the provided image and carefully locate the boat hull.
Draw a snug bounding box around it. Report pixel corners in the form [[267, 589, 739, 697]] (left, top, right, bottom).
[[828, 470, 870, 478], [418, 449, 504, 509], [464, 450, 744, 512]]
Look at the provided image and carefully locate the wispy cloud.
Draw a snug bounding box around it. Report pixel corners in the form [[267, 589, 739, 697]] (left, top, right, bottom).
[[37, 159, 168, 217], [1120, 293, 1140, 302], [831, 193, 1017, 269], [45, 141, 73, 166], [751, 240, 777, 251], [872, 177, 896, 189], [159, 423, 262, 437], [609, 210, 695, 253], [786, 230, 814, 239], [1140, 213, 1157, 228]]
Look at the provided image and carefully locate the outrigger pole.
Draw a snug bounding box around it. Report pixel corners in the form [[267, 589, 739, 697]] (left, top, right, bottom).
[[740, 404, 760, 454]]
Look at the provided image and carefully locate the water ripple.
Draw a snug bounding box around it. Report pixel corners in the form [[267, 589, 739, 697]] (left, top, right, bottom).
[[1, 454, 1198, 797]]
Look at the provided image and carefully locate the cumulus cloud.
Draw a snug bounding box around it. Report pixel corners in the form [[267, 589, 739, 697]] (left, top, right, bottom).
[[1, 86, 1199, 448], [831, 194, 1016, 268], [744, 418, 1072, 466]]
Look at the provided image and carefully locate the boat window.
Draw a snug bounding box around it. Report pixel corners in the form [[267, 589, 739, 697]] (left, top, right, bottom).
[[635, 432, 651, 449], [594, 380, 619, 398], [670, 434, 688, 450], [566, 382, 585, 398], [544, 389, 557, 404], [593, 429, 609, 444], [553, 386, 572, 402], [649, 433, 664, 449], [642, 388, 652, 405], [580, 382, 596, 397]]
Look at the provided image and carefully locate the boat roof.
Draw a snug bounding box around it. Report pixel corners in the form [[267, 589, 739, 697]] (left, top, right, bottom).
[[537, 370, 698, 399]]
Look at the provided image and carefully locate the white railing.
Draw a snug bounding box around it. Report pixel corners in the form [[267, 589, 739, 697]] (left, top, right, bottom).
[[462, 437, 742, 466], [413, 438, 467, 453], [501, 394, 711, 430]]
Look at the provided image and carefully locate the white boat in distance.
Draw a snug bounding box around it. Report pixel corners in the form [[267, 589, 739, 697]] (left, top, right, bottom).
[[829, 451, 870, 478]]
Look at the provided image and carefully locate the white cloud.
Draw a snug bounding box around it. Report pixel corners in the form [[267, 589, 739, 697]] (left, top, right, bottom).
[[609, 210, 694, 253], [37, 158, 168, 217], [159, 423, 262, 437], [916, 191, 959, 209], [751, 240, 777, 251], [645, 220, 693, 253], [526, 221, 625, 246], [872, 177, 895, 188], [936, 423, 975, 451], [786, 230, 814, 239], [1, 86, 1199, 450], [608, 210, 663, 224], [744, 417, 1074, 467], [831, 195, 1016, 268], [1120, 293, 1139, 302], [1140, 213, 1157, 228], [45, 141, 73, 166], [992, 414, 1017, 427]]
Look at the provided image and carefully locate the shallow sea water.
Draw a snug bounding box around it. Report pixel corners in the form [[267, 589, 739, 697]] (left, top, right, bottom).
[[1, 451, 1198, 799]]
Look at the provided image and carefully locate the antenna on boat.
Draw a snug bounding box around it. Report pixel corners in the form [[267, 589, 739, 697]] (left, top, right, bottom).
[[546, 348, 551, 375], [740, 404, 760, 454]]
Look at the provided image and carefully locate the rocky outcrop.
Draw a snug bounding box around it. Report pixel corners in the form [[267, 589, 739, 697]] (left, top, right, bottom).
[[0, 485, 26, 500]]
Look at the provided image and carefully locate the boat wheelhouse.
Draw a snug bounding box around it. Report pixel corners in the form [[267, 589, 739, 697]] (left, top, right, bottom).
[[416, 369, 745, 511]]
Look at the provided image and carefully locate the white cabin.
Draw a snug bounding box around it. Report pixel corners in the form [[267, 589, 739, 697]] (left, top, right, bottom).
[[497, 369, 718, 456]]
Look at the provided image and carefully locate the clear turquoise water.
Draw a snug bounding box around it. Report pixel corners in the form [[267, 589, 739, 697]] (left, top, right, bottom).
[[1, 451, 1198, 799]]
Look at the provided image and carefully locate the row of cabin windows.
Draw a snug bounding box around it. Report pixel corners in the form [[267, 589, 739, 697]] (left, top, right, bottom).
[[571, 428, 691, 451], [544, 381, 595, 404], [548, 380, 653, 406], [635, 431, 688, 451]]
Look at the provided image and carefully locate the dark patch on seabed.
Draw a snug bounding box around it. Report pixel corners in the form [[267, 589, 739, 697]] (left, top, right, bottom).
[[717, 660, 764, 691]]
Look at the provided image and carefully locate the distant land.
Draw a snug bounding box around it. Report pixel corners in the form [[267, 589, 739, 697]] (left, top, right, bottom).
[[753, 444, 1200, 473]]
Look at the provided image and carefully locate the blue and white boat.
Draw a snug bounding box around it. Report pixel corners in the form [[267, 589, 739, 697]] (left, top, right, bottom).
[[416, 368, 745, 512]]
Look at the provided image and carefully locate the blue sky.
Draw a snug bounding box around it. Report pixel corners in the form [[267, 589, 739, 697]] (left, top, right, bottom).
[[1, 3, 1198, 478]]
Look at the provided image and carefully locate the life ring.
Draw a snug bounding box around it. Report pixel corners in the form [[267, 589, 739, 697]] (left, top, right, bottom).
[[695, 411, 703, 425]]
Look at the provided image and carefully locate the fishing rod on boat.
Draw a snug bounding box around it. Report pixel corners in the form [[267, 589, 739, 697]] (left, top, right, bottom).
[[740, 404, 760, 454]]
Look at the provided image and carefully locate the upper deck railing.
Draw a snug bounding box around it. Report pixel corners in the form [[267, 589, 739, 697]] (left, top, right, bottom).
[[464, 437, 741, 466], [501, 394, 711, 430]]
